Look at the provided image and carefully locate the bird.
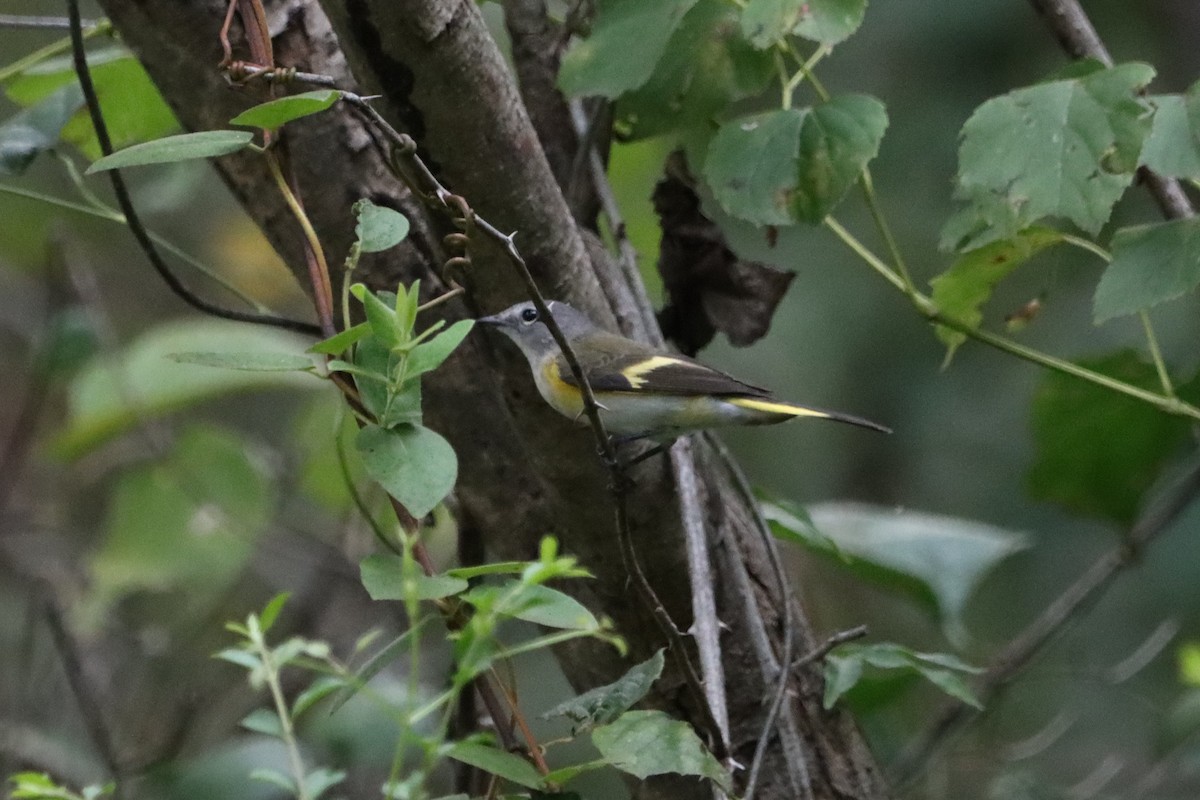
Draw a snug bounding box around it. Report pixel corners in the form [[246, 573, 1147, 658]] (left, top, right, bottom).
[[477, 300, 889, 441]]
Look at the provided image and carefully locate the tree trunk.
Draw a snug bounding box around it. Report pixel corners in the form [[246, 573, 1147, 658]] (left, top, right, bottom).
[[96, 1, 889, 797]]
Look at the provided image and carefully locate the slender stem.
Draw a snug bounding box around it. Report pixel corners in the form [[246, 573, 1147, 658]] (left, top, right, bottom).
[[859, 169, 917, 295], [1060, 233, 1111, 262], [250, 619, 311, 800], [264, 149, 335, 336], [1139, 310, 1175, 398], [824, 217, 1200, 422]]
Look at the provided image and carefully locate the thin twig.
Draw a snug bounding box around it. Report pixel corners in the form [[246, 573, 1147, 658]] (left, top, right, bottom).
[[64, 1, 320, 336], [0, 14, 99, 29]]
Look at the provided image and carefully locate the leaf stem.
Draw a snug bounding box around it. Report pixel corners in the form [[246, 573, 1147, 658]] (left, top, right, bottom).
[[824, 218, 1200, 422], [1139, 310, 1175, 398], [248, 619, 311, 800]]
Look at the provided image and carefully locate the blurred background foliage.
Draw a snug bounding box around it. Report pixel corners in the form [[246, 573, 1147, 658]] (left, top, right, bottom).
[[3, 0, 1200, 798]]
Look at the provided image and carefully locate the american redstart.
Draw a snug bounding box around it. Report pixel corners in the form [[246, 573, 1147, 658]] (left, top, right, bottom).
[[478, 301, 889, 440]]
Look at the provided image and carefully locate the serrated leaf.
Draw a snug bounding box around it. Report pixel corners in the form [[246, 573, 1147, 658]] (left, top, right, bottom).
[[0, 83, 83, 176], [592, 710, 731, 791], [705, 109, 805, 225], [240, 708, 284, 737], [446, 741, 543, 789], [354, 199, 411, 253], [946, 63, 1155, 248], [614, 0, 775, 140], [823, 642, 982, 710], [230, 90, 340, 129], [356, 424, 457, 518], [792, 93, 888, 222], [740, 0, 806, 49], [1028, 351, 1198, 526], [87, 130, 253, 172], [360, 553, 469, 601], [558, 0, 699, 98], [1141, 84, 1200, 179], [543, 649, 664, 729], [794, 0, 868, 45], [930, 226, 1065, 359], [1094, 218, 1200, 322], [166, 351, 316, 372], [804, 502, 1027, 643]]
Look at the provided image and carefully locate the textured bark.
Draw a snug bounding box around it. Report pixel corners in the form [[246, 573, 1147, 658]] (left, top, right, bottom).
[[95, 1, 889, 797]]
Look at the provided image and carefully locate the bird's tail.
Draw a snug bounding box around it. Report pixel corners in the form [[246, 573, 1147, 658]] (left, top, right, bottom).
[[729, 397, 892, 434]]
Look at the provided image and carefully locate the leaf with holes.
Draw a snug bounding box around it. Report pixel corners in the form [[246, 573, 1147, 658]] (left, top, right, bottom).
[[592, 710, 731, 791]]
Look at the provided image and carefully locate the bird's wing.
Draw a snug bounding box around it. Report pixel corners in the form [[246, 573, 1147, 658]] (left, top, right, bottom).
[[553, 333, 770, 397]]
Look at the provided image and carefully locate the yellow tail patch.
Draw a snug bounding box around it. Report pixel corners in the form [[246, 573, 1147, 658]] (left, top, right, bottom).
[[728, 397, 832, 419]]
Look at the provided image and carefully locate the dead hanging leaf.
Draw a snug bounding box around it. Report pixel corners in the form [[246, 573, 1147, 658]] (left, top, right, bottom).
[[654, 152, 794, 356]]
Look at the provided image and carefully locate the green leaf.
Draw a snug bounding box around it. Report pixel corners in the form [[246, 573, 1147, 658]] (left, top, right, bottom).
[[351, 284, 402, 349], [614, 0, 775, 141], [761, 497, 845, 558], [592, 710, 731, 791], [705, 109, 805, 225], [1094, 218, 1200, 322], [794, 0, 868, 45], [354, 199, 411, 253], [740, 0, 806, 49], [406, 320, 475, 377], [166, 351, 316, 372], [1028, 351, 1198, 526], [309, 322, 370, 356], [55, 319, 319, 458], [1141, 84, 1200, 179], [329, 623, 425, 713], [704, 95, 887, 225], [792, 93, 888, 222], [446, 561, 531, 579], [446, 741, 543, 789], [802, 502, 1027, 643], [303, 768, 346, 800], [249, 768, 295, 793], [360, 553, 469, 601], [230, 90, 340, 129], [240, 708, 284, 737], [929, 226, 1065, 359], [82, 425, 274, 626], [214, 648, 261, 671], [558, 0, 699, 98], [356, 424, 457, 518], [945, 63, 1155, 250], [86, 130, 253, 173], [7, 50, 178, 160], [463, 582, 598, 630], [543, 649, 664, 729], [259, 593, 291, 633], [823, 642, 982, 710], [291, 675, 345, 718], [0, 83, 83, 175]]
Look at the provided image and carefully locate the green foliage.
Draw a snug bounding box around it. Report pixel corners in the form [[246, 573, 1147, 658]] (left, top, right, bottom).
[[1093, 218, 1200, 322], [769, 500, 1027, 642], [56, 319, 320, 457], [87, 130, 254, 172], [353, 198, 411, 253], [740, 0, 807, 49], [705, 95, 887, 225], [1141, 82, 1200, 179], [357, 423, 457, 519], [930, 226, 1065, 359], [446, 741, 544, 790], [229, 90, 341, 130], [944, 63, 1155, 251], [592, 710, 732, 791], [1028, 352, 1199, 525], [0, 83, 83, 175], [8, 773, 113, 800], [6, 48, 178, 159], [824, 643, 983, 710], [166, 351, 317, 372], [793, 0, 869, 45], [558, 0, 699, 99], [543, 649, 665, 731]]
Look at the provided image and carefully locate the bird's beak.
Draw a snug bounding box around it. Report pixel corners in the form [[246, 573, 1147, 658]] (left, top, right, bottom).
[[475, 313, 503, 327]]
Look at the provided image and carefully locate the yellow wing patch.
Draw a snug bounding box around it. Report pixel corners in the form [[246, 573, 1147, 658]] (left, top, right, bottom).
[[620, 356, 693, 389]]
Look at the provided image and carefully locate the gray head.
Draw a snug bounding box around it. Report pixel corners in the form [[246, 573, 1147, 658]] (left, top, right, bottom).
[[476, 300, 600, 363]]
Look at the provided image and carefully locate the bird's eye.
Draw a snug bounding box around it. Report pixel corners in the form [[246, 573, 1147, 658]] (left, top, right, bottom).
[[520, 307, 539, 324]]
